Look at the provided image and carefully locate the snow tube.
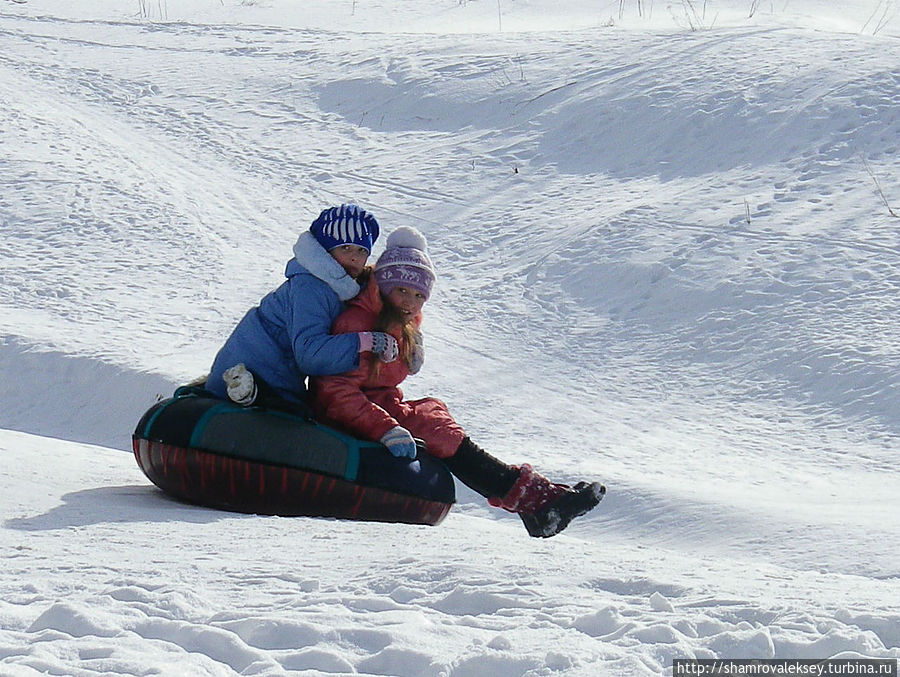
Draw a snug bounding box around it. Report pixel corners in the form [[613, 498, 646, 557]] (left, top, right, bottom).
[[132, 387, 455, 525]]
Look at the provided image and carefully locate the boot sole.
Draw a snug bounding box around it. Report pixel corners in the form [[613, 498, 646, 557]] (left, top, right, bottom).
[[520, 482, 605, 538]]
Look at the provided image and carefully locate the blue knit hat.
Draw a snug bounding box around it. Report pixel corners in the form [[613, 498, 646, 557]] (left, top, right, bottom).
[[310, 204, 380, 253]]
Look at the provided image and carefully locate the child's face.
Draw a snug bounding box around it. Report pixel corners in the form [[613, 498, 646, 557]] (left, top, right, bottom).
[[330, 244, 369, 279], [386, 286, 426, 320]]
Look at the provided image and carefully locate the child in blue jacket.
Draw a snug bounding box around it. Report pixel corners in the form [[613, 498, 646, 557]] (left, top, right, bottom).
[[205, 204, 398, 408]]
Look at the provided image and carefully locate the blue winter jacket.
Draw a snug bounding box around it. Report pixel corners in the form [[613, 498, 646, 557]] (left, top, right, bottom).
[[206, 232, 362, 403]]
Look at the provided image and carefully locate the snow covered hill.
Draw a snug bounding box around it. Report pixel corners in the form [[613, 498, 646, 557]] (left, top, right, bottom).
[[1, 1, 898, 675]]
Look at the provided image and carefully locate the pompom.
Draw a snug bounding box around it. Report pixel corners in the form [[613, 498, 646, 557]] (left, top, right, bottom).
[[385, 225, 427, 252]]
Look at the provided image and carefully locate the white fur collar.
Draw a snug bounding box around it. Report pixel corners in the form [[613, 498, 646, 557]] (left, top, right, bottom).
[[292, 231, 360, 301]]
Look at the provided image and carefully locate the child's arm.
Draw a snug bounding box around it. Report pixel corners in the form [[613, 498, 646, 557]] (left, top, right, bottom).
[[285, 278, 362, 376], [313, 306, 405, 442], [313, 367, 399, 443]]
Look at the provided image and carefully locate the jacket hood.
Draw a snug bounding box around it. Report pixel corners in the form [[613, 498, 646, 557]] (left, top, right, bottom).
[[289, 231, 360, 301]]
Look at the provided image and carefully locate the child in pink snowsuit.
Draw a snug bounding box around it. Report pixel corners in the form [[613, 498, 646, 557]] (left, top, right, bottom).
[[311, 226, 604, 538]]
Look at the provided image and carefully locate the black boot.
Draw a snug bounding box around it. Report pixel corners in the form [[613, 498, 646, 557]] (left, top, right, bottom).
[[516, 476, 606, 538], [442, 437, 519, 500], [444, 438, 605, 538]]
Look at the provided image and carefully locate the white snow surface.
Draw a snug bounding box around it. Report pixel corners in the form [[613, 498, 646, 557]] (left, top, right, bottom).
[[1, 0, 899, 675]]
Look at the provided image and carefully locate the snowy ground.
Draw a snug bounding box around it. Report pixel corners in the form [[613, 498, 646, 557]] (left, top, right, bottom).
[[1, 1, 899, 675]]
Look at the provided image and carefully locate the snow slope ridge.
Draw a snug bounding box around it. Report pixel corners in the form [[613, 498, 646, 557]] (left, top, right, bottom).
[[0, 337, 179, 449]]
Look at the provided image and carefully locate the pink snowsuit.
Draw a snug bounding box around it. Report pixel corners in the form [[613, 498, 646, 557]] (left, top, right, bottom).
[[310, 277, 466, 458]]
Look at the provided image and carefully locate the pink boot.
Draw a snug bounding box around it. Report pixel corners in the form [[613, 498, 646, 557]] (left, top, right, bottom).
[[490, 464, 605, 538]]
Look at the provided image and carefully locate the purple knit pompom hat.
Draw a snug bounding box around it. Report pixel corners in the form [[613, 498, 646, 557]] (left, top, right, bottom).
[[374, 226, 435, 300]]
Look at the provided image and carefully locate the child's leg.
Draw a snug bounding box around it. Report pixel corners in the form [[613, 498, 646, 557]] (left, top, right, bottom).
[[384, 396, 606, 538], [444, 437, 605, 539], [254, 379, 314, 419], [442, 437, 519, 498], [388, 397, 466, 458]]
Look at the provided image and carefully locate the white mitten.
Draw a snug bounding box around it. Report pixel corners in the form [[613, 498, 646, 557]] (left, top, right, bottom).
[[223, 363, 257, 406]]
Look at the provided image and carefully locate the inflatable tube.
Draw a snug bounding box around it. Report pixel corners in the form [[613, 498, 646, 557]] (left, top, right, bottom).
[[132, 387, 455, 526]]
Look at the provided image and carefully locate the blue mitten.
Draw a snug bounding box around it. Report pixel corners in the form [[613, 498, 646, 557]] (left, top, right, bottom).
[[380, 425, 417, 459], [409, 330, 425, 374], [359, 331, 399, 363]]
